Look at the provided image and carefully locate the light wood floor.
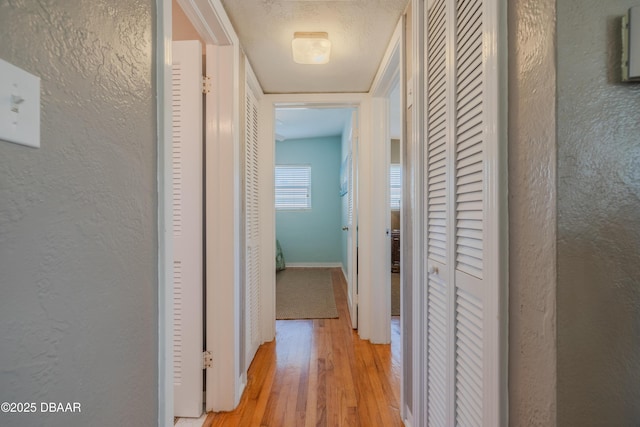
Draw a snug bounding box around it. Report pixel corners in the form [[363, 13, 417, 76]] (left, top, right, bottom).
[[203, 268, 403, 427]]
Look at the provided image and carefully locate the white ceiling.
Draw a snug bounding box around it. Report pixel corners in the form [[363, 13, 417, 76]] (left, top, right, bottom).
[[275, 108, 353, 140], [275, 84, 400, 141], [220, 0, 408, 94]]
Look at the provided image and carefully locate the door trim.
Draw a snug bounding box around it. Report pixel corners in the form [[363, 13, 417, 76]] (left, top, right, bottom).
[[369, 19, 403, 345], [261, 93, 371, 342]]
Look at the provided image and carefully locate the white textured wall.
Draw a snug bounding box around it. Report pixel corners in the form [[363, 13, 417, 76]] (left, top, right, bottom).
[[557, 0, 640, 424], [0, 1, 157, 426], [508, 0, 558, 425]]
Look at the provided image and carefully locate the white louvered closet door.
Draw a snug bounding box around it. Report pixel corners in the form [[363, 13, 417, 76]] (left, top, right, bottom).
[[245, 83, 261, 366], [172, 40, 204, 418], [423, 0, 505, 424]]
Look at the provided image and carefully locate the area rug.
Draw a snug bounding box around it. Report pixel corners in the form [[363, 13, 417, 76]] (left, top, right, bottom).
[[276, 268, 338, 319]]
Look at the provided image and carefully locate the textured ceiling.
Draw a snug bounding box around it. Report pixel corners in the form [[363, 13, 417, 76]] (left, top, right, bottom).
[[220, 0, 408, 93]]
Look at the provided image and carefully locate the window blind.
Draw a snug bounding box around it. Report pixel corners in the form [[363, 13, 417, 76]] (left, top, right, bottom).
[[390, 163, 402, 210], [275, 165, 312, 210]]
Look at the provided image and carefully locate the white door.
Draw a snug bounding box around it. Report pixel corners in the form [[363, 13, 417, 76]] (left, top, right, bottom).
[[423, 0, 506, 424], [346, 111, 359, 329], [172, 40, 204, 418], [204, 43, 239, 412]]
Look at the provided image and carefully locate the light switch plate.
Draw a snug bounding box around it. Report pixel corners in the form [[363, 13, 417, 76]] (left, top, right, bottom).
[[623, 6, 640, 82], [0, 59, 40, 148]]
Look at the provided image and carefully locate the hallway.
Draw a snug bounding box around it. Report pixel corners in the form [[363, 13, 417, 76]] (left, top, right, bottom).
[[203, 269, 403, 426]]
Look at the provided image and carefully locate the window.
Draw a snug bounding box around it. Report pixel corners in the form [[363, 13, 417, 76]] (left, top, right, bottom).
[[275, 165, 312, 210], [390, 163, 401, 210]]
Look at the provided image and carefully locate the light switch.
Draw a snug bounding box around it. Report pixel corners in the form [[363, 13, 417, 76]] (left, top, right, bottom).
[[0, 59, 40, 148], [623, 6, 640, 82]]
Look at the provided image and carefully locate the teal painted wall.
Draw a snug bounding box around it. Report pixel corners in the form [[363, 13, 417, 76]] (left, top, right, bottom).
[[276, 136, 342, 264]]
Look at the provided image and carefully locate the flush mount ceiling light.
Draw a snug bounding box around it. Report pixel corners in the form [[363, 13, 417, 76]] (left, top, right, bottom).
[[292, 32, 331, 64]]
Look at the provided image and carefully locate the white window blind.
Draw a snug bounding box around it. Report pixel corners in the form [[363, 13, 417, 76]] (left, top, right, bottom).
[[390, 164, 402, 210], [275, 165, 311, 210]]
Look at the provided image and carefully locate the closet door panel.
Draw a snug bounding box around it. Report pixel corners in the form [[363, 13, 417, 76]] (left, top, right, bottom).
[[422, 0, 505, 424], [425, 0, 452, 425]]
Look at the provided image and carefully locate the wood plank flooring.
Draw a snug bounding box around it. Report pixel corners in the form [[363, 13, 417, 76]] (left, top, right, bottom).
[[203, 268, 403, 427]]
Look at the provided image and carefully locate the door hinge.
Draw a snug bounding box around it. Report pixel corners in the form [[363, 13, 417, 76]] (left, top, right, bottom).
[[202, 75, 212, 94], [203, 350, 213, 369]]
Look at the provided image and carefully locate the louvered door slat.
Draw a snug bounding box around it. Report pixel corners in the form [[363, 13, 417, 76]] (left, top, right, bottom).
[[428, 277, 448, 426], [453, 0, 487, 423], [455, 0, 484, 281], [456, 131, 483, 153], [455, 287, 483, 427], [245, 84, 261, 367], [426, 0, 449, 268], [457, 66, 483, 96], [172, 40, 203, 418], [426, 0, 451, 425], [173, 260, 183, 384]]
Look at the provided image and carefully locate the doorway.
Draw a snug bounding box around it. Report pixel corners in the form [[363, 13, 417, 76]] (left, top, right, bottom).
[[259, 93, 372, 340], [388, 81, 402, 326], [272, 106, 359, 326]]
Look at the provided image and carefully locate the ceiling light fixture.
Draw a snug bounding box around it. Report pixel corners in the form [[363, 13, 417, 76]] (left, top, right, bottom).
[[292, 32, 331, 64]]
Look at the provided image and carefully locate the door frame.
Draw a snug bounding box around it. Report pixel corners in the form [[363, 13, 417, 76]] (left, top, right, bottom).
[[369, 19, 403, 345], [261, 93, 372, 341], [157, 0, 243, 424], [368, 17, 407, 422]]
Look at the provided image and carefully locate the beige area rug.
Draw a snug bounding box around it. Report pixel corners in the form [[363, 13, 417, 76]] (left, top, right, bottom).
[[276, 268, 338, 320], [392, 273, 400, 316]]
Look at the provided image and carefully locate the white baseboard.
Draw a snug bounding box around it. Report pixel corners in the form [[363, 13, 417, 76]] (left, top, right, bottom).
[[403, 405, 414, 427], [237, 373, 246, 406], [286, 262, 342, 268], [174, 413, 207, 427], [340, 264, 347, 281]]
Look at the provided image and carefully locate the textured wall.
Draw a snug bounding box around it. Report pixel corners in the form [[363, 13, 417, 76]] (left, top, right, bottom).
[[0, 1, 157, 426], [508, 0, 558, 425], [557, 1, 640, 425], [276, 137, 342, 264]]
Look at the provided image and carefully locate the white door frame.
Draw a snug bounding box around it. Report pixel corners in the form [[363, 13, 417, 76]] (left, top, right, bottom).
[[261, 93, 373, 341], [346, 111, 359, 330], [157, 0, 243, 424], [410, 0, 425, 424], [369, 20, 403, 345], [369, 17, 408, 423]]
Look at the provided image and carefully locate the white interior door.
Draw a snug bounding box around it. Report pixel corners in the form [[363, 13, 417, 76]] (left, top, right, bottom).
[[172, 40, 204, 418], [205, 43, 241, 412], [422, 0, 506, 424], [347, 111, 359, 329]]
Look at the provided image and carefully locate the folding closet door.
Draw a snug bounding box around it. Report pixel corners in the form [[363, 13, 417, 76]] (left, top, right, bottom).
[[172, 40, 204, 418], [423, 0, 506, 424], [245, 81, 262, 367]]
